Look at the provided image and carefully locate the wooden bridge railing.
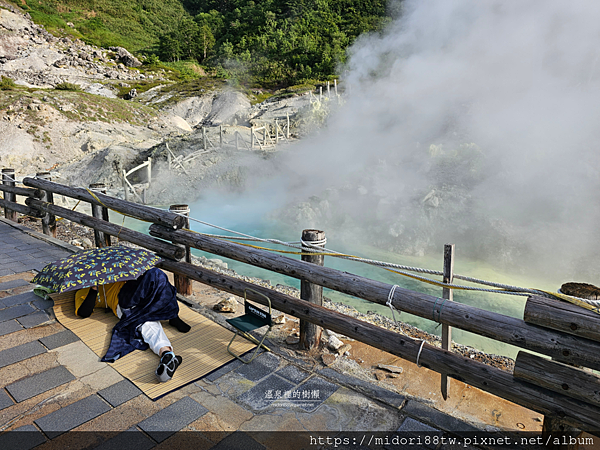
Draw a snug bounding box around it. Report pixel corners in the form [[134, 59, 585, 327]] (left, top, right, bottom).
[[1, 171, 599, 436]]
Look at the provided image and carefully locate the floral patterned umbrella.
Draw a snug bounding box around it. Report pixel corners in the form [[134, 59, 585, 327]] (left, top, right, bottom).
[[31, 246, 163, 293]]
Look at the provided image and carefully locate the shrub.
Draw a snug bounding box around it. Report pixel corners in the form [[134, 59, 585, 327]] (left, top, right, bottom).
[[145, 54, 161, 66], [0, 76, 17, 90], [54, 82, 81, 91]]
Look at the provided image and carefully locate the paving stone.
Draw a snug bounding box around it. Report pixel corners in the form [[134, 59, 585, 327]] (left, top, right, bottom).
[[401, 400, 482, 433], [16, 311, 50, 328], [0, 279, 29, 291], [137, 396, 208, 443], [0, 303, 37, 323], [34, 394, 111, 439], [235, 351, 280, 382], [0, 320, 22, 337], [0, 269, 14, 277], [318, 367, 405, 408], [33, 297, 54, 311], [0, 236, 21, 244], [2, 291, 37, 307], [14, 243, 37, 250], [2, 262, 29, 272], [210, 431, 265, 450], [39, 330, 79, 350], [0, 299, 38, 322], [10, 253, 36, 262], [202, 356, 244, 382], [237, 374, 294, 410], [291, 376, 339, 411], [94, 427, 156, 450], [0, 424, 46, 450], [6, 365, 75, 402], [30, 262, 53, 272], [275, 364, 310, 384], [98, 379, 142, 408], [0, 389, 14, 411], [397, 417, 441, 433], [0, 340, 46, 368], [391, 418, 442, 450]]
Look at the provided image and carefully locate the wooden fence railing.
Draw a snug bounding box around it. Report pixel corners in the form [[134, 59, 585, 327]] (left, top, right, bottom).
[[1, 171, 599, 438]]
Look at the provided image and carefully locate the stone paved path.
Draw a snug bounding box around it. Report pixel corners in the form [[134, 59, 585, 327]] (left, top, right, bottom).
[[0, 217, 512, 449]]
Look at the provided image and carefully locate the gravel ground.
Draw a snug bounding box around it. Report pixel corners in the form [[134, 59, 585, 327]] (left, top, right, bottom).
[[13, 211, 515, 372]]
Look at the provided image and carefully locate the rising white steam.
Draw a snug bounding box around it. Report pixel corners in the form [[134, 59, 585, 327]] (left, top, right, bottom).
[[190, 1, 600, 282], [261, 0, 600, 281]]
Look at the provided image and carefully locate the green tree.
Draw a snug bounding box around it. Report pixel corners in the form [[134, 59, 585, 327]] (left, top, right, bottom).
[[198, 24, 216, 60], [158, 32, 183, 62]]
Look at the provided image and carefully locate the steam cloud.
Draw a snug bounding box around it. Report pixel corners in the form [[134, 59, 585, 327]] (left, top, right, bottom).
[[257, 0, 600, 282], [193, 0, 600, 283]]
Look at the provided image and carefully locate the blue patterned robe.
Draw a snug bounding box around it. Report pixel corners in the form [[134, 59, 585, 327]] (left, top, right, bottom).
[[101, 268, 179, 362]]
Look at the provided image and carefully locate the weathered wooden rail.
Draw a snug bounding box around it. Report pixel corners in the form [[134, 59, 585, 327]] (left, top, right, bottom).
[[1, 171, 599, 437], [147, 224, 600, 371]]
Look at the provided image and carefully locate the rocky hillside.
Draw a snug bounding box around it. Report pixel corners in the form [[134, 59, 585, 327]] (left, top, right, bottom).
[[0, 2, 321, 202]]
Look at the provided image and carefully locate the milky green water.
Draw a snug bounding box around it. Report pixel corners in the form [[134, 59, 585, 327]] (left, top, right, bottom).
[[110, 209, 557, 360]]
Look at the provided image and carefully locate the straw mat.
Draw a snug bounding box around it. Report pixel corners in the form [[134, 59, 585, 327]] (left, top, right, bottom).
[[50, 291, 255, 400]]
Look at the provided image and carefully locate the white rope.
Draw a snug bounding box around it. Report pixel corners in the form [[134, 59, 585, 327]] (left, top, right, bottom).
[[170, 213, 544, 295], [301, 238, 327, 247], [558, 289, 600, 308], [416, 340, 426, 367], [386, 285, 400, 323], [163, 212, 598, 304], [1, 173, 18, 183]]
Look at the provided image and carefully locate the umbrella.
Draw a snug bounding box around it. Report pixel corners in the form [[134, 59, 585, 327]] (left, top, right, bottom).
[[31, 246, 163, 294]]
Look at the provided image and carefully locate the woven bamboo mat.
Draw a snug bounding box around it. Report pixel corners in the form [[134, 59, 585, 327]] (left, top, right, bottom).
[[50, 291, 255, 400]]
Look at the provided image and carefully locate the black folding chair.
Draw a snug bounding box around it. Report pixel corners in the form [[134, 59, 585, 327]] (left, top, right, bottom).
[[226, 289, 273, 364]]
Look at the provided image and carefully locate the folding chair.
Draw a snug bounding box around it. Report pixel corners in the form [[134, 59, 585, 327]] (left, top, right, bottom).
[[226, 289, 273, 364]]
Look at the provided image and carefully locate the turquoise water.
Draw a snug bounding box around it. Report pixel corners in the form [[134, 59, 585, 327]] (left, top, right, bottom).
[[109, 207, 557, 359]]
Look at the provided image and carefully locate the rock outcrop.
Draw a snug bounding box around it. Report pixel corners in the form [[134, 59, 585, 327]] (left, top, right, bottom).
[[110, 46, 142, 68], [0, 5, 159, 90]]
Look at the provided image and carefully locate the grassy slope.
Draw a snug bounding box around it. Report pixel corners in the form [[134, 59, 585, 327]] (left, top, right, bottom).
[[10, 0, 189, 52], [0, 87, 160, 129]]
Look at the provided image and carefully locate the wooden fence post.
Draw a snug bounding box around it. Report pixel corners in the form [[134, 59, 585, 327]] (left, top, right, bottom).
[[89, 183, 111, 247], [2, 168, 17, 222], [144, 157, 152, 204], [121, 169, 129, 202], [441, 243, 455, 400], [169, 204, 192, 296], [36, 172, 56, 237], [286, 113, 290, 139], [542, 416, 581, 450], [299, 229, 325, 350], [219, 125, 223, 148]]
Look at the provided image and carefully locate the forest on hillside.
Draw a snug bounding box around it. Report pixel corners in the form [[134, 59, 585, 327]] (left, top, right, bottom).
[[12, 0, 399, 85]]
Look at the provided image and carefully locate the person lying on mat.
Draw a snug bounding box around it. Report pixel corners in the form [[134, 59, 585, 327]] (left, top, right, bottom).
[[74, 267, 190, 382]]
